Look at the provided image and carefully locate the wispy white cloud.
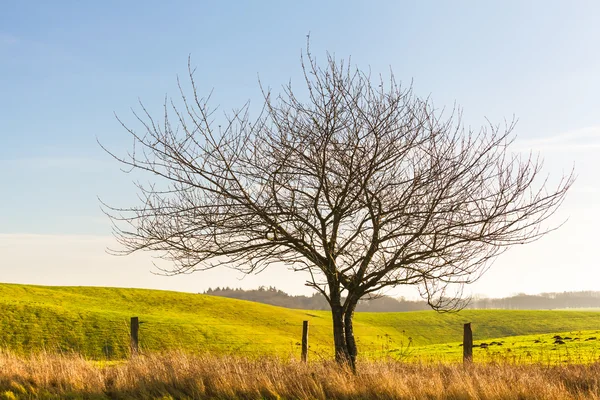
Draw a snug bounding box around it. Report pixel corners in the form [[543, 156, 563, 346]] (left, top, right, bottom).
[[0, 233, 110, 245], [0, 33, 19, 46], [0, 157, 109, 170], [0, 32, 80, 66], [572, 185, 600, 194], [514, 126, 600, 153], [0, 233, 311, 295]]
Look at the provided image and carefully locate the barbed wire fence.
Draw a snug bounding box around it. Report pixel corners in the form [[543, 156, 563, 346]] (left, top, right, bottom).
[[2, 316, 600, 365]]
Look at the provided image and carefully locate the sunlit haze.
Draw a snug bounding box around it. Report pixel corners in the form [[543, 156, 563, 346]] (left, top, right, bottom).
[[1, 1, 599, 300]]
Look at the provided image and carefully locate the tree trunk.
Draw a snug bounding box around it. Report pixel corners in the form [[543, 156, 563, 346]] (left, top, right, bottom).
[[344, 300, 358, 372], [330, 288, 351, 364], [330, 288, 360, 371], [331, 307, 351, 364]]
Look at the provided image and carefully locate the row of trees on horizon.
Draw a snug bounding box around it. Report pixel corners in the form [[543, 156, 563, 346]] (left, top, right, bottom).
[[203, 286, 600, 312]]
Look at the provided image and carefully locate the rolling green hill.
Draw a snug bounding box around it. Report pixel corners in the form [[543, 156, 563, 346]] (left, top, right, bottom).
[[2, 283, 600, 361]]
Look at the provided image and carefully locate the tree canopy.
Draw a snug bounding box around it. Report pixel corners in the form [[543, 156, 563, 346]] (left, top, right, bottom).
[[101, 48, 573, 369]]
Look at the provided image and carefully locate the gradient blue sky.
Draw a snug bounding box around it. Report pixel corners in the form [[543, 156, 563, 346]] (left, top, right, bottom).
[[1, 1, 599, 298]]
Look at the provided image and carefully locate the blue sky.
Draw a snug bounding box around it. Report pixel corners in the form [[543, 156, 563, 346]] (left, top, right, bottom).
[[1, 1, 599, 297]]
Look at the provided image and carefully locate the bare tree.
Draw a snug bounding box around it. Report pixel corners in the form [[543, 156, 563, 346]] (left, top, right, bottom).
[[100, 49, 573, 370]]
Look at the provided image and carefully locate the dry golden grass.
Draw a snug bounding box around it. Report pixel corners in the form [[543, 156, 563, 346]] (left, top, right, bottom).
[[1, 350, 600, 399]]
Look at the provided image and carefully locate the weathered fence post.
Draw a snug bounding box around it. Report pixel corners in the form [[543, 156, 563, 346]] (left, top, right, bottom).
[[463, 322, 473, 364], [130, 316, 139, 356], [301, 320, 309, 362]]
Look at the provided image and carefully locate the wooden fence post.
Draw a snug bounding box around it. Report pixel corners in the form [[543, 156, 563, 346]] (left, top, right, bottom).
[[130, 316, 139, 356], [301, 320, 309, 362], [463, 322, 473, 364]]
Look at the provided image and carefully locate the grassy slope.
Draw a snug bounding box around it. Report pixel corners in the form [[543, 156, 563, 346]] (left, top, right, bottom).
[[2, 283, 600, 360]]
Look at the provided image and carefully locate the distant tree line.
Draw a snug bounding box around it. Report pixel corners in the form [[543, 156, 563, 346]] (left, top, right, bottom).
[[467, 291, 600, 310], [205, 286, 332, 310], [203, 287, 600, 312]]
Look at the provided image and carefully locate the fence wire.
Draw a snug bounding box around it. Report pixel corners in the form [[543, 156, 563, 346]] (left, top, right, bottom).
[[2, 314, 600, 364]]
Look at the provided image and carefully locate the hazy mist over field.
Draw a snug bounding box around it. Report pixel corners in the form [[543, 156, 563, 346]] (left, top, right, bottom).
[[1, 1, 598, 299]]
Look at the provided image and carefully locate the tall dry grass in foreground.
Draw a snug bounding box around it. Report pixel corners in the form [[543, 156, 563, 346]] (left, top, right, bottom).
[[1, 351, 600, 399]]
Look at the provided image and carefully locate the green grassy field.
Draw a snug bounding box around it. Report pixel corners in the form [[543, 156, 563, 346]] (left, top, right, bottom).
[[390, 330, 600, 364], [2, 283, 600, 363]]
